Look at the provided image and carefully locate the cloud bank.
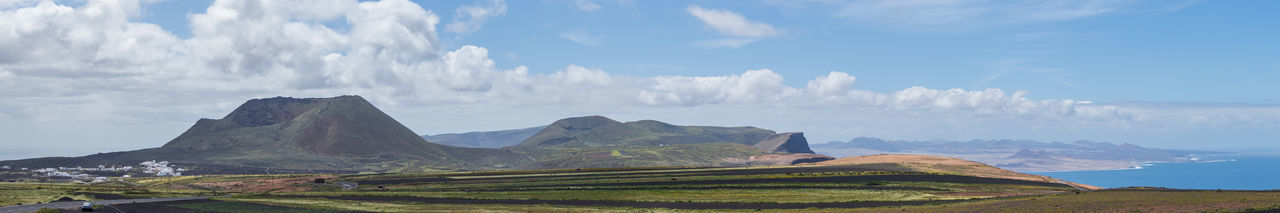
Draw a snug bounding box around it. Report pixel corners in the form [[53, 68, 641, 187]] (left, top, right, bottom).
[[0, 0, 1124, 122]]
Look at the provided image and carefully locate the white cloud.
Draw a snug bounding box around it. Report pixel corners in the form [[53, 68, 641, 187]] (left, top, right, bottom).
[[686, 5, 779, 48], [558, 30, 604, 46], [445, 0, 506, 34], [687, 5, 778, 38], [553, 65, 611, 86], [574, 0, 601, 11], [807, 71, 857, 98], [640, 69, 798, 106]]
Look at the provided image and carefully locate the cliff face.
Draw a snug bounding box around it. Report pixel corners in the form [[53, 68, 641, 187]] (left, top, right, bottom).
[[753, 132, 815, 154], [724, 153, 834, 166]]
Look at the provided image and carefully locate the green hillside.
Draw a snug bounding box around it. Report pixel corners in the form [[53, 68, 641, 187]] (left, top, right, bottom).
[[518, 116, 777, 148]]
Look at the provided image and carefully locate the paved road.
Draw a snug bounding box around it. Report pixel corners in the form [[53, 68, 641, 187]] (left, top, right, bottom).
[[0, 196, 216, 213]]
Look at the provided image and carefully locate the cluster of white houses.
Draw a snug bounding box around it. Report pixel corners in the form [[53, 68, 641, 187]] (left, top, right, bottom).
[[2, 160, 185, 183]]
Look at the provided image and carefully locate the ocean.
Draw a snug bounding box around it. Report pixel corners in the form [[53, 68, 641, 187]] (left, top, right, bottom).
[[1030, 154, 1280, 190]]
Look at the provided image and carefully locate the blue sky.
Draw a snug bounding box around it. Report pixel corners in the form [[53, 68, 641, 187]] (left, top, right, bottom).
[[0, 0, 1277, 160], [129, 0, 1280, 103]]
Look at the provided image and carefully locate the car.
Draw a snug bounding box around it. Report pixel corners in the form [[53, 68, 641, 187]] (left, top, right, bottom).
[[80, 202, 93, 212]]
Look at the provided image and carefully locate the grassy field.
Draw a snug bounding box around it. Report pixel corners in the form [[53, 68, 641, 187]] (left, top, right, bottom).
[[0, 182, 207, 206], [249, 164, 1079, 211], [6, 164, 1279, 212]]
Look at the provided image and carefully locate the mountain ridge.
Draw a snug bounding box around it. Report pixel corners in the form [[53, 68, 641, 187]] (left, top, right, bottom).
[[1, 96, 830, 173]]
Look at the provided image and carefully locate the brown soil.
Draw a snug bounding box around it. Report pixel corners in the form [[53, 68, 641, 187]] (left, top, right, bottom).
[[805, 154, 1102, 190], [192, 175, 335, 193]]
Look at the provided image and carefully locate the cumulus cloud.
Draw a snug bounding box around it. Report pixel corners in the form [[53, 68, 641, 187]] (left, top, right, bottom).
[[807, 72, 857, 98], [686, 5, 779, 48], [640, 69, 796, 106], [445, 0, 506, 34], [553, 65, 611, 86]]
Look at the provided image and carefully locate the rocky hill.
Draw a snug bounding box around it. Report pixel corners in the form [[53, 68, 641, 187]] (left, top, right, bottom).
[[162, 96, 450, 157], [753, 132, 814, 154]]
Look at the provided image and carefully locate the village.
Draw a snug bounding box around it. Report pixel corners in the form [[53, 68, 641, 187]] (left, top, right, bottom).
[[0, 160, 184, 183]]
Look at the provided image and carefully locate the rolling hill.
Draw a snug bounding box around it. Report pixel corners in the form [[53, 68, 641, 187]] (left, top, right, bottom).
[[421, 126, 545, 148], [516, 116, 812, 154], [505, 116, 824, 169]]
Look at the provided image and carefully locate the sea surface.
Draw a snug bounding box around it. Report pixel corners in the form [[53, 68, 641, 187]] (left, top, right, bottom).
[[1030, 154, 1280, 190]]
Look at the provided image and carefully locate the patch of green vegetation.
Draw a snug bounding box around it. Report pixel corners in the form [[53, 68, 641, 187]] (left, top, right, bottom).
[[0, 181, 209, 207], [0, 183, 112, 206], [32, 208, 60, 213]]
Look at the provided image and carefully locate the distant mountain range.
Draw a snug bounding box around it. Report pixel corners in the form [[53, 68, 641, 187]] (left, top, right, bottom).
[[422, 126, 544, 148], [1, 96, 827, 174], [812, 137, 1227, 172]]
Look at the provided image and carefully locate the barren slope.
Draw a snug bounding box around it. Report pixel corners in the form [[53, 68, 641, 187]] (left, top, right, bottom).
[[808, 154, 1101, 190]]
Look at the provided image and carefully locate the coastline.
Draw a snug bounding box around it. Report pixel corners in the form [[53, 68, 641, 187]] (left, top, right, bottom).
[[1029, 154, 1239, 173], [1025, 154, 1279, 190]]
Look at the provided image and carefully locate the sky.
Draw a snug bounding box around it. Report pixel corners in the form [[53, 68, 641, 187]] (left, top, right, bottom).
[[1, 0, 1277, 160]]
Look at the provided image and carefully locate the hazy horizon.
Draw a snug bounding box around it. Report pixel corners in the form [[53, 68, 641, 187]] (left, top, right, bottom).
[[1, 0, 1277, 160]]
